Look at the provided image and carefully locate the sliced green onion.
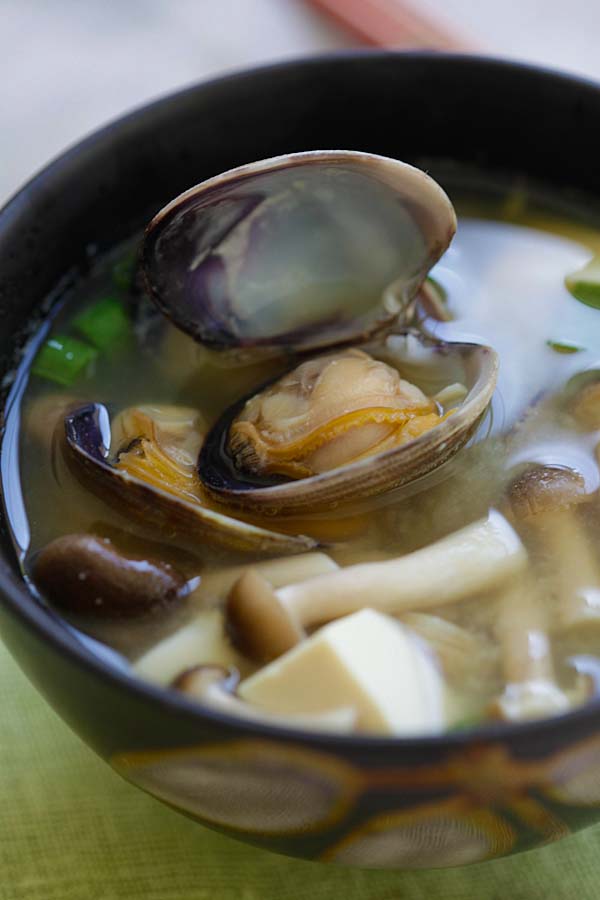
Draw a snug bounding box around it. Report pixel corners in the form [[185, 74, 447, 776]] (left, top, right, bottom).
[[448, 714, 485, 733], [565, 256, 600, 309], [32, 335, 98, 386], [112, 249, 137, 291], [546, 340, 585, 354], [74, 295, 131, 351]]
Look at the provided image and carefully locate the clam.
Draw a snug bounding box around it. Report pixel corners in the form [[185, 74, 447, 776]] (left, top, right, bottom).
[[227, 348, 446, 481], [199, 336, 497, 515], [63, 402, 315, 554], [140, 151, 498, 517], [143, 151, 457, 354]]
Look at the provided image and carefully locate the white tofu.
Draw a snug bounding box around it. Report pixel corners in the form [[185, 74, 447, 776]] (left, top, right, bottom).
[[239, 608, 446, 735], [133, 610, 248, 685]]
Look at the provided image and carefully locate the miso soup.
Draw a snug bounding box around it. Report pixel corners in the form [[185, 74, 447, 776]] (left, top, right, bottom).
[[5, 165, 600, 736]]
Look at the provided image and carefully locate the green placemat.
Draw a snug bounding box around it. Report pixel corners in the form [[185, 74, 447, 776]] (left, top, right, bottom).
[[1, 637, 599, 900]]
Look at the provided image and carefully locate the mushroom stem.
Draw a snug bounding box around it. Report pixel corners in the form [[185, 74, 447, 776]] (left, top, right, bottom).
[[540, 510, 600, 633], [172, 665, 357, 733], [278, 510, 524, 627], [400, 612, 496, 685], [192, 552, 339, 607], [492, 575, 570, 721], [226, 510, 526, 662]]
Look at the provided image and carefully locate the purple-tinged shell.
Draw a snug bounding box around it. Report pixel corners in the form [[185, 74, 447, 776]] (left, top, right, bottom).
[[197, 334, 499, 516], [63, 403, 316, 554], [143, 151, 457, 355]]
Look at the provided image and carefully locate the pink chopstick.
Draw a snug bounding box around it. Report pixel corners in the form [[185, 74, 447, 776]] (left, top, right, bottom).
[[307, 0, 473, 52]]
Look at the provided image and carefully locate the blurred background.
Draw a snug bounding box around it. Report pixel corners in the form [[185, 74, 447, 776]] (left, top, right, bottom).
[[3, 0, 600, 207]]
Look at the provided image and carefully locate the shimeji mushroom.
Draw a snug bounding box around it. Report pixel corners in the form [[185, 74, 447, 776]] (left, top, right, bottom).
[[226, 510, 527, 663], [133, 556, 339, 685], [34, 533, 188, 618], [569, 378, 600, 430], [400, 611, 497, 688], [505, 464, 600, 636], [491, 575, 571, 721], [172, 664, 357, 733], [191, 551, 339, 608]]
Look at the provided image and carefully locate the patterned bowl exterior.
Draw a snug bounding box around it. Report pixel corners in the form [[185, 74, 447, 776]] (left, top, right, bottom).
[[2, 53, 600, 867]]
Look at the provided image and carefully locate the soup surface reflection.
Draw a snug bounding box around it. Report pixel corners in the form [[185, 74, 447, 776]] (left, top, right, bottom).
[[6, 171, 600, 736]]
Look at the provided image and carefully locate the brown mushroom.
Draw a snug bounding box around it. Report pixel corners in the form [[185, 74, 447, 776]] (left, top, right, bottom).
[[192, 551, 339, 608], [171, 664, 357, 732], [569, 380, 600, 430], [504, 464, 600, 635], [33, 533, 188, 618], [226, 511, 526, 663]]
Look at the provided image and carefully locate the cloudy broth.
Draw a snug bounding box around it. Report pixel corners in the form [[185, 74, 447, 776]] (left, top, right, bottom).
[[6, 169, 600, 734]]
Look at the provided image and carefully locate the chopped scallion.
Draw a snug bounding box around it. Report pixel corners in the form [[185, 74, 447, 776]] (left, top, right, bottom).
[[565, 256, 600, 309], [74, 295, 131, 351], [448, 713, 485, 732], [546, 340, 585, 354], [32, 335, 98, 386], [112, 250, 137, 291]]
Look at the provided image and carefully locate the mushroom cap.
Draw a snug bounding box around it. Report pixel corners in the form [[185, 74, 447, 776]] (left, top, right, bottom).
[[172, 664, 240, 697], [570, 379, 600, 430], [226, 569, 304, 663], [33, 533, 187, 618], [505, 465, 588, 521]]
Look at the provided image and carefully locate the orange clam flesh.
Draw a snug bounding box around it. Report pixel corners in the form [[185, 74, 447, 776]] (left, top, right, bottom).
[[111, 405, 370, 543], [63, 403, 315, 554], [228, 349, 450, 480], [112, 405, 206, 505]]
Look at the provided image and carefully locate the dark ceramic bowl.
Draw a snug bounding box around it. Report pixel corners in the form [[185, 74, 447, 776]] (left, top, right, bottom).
[[2, 52, 600, 870]]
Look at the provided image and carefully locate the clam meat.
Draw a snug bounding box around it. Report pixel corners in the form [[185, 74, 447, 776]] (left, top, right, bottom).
[[63, 402, 316, 554], [199, 334, 497, 516], [228, 348, 448, 480]]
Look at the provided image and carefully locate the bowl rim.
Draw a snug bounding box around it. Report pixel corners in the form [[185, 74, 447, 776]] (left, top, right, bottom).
[[2, 48, 600, 752]]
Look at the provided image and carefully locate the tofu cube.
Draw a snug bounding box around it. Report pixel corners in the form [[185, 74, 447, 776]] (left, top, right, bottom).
[[134, 610, 248, 685], [239, 608, 446, 735]]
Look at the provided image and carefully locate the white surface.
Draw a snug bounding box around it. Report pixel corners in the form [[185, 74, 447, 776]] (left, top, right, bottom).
[[0, 0, 350, 205], [421, 0, 600, 75], [3, 0, 600, 205]]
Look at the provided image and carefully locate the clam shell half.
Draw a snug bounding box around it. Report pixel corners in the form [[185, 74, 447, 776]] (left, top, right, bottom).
[[63, 404, 316, 554], [198, 336, 499, 516], [143, 151, 456, 355]]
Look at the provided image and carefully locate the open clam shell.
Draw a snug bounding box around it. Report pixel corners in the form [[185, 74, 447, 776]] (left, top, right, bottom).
[[198, 335, 499, 516], [143, 151, 456, 355], [63, 404, 315, 554]]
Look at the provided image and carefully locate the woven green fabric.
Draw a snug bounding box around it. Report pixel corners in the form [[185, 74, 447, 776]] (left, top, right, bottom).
[[1, 637, 600, 900]]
